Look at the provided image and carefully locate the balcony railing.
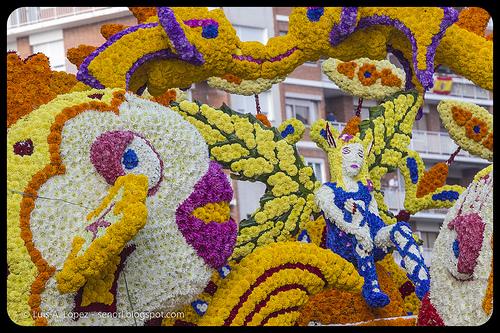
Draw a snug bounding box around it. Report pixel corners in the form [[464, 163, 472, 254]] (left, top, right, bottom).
[[380, 186, 448, 216], [410, 129, 471, 158], [321, 63, 492, 102], [430, 73, 491, 100], [8, 7, 114, 28]]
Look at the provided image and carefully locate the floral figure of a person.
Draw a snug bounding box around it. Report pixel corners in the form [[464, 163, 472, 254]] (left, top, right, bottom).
[[312, 121, 430, 308]]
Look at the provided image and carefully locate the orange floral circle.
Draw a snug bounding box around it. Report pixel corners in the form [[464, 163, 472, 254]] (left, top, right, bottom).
[[465, 117, 488, 142], [357, 64, 380, 86], [222, 73, 243, 85], [482, 133, 493, 151]]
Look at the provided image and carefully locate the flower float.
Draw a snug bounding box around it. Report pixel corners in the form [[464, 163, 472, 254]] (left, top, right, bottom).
[[322, 58, 405, 100], [437, 101, 493, 162], [7, 70, 238, 325], [6, 5, 494, 327], [68, 7, 491, 96], [418, 166, 493, 326]]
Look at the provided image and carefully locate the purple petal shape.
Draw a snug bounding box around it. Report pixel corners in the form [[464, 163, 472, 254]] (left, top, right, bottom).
[[330, 7, 359, 46], [353, 8, 458, 90], [77, 23, 158, 89], [157, 7, 205, 65], [387, 44, 415, 90], [175, 161, 237, 269]]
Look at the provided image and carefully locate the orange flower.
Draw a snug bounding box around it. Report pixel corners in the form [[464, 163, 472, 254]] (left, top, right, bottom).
[[67, 45, 97, 69], [342, 116, 361, 136], [380, 68, 402, 87], [451, 106, 472, 125], [222, 73, 243, 85], [482, 133, 493, 151], [129, 7, 157, 23], [357, 64, 379, 86], [101, 24, 129, 40], [416, 162, 449, 198], [153, 89, 178, 106], [456, 7, 491, 37], [337, 61, 357, 79], [7, 53, 78, 128], [297, 263, 405, 325], [465, 117, 488, 142], [256, 113, 272, 127]]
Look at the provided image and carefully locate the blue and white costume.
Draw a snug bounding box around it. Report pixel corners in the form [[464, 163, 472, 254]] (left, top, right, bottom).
[[316, 180, 430, 308]]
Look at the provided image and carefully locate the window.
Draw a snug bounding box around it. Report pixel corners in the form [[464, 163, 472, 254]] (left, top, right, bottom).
[[305, 158, 325, 183], [285, 98, 317, 125], [230, 91, 272, 120], [234, 25, 266, 43], [32, 40, 66, 71], [278, 30, 288, 36]]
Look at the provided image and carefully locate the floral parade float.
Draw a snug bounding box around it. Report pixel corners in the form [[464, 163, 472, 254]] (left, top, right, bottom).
[[7, 6, 492, 326]]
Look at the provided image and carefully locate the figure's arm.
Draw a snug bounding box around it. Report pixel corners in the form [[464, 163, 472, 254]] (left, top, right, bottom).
[[367, 192, 380, 216], [315, 185, 372, 248]]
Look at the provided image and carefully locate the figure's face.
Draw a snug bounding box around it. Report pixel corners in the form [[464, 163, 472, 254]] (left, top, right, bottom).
[[341, 143, 364, 178]]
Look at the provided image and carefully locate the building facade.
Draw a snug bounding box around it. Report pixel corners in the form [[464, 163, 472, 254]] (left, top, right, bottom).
[[8, 7, 493, 265]]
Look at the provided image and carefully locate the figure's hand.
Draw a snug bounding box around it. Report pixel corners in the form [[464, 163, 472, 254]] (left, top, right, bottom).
[[344, 199, 366, 214], [344, 199, 356, 213], [355, 227, 373, 253]]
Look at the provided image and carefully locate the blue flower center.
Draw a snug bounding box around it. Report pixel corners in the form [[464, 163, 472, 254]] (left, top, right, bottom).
[[364, 71, 372, 78], [202, 24, 219, 39], [306, 7, 324, 22], [122, 149, 139, 170], [473, 125, 481, 134], [452, 239, 460, 258]]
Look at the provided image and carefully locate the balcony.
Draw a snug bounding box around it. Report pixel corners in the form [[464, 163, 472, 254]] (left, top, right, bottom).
[[381, 186, 448, 218], [323, 121, 489, 164], [7, 7, 130, 39], [8, 7, 114, 28]]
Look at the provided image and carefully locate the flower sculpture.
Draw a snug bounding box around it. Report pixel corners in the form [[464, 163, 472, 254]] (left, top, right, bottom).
[[312, 119, 430, 308], [322, 58, 405, 100], [7, 85, 238, 325], [417, 166, 493, 326], [68, 7, 492, 96], [437, 100, 493, 162]]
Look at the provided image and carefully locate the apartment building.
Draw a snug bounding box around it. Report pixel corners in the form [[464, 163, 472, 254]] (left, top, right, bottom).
[[7, 7, 493, 265]]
